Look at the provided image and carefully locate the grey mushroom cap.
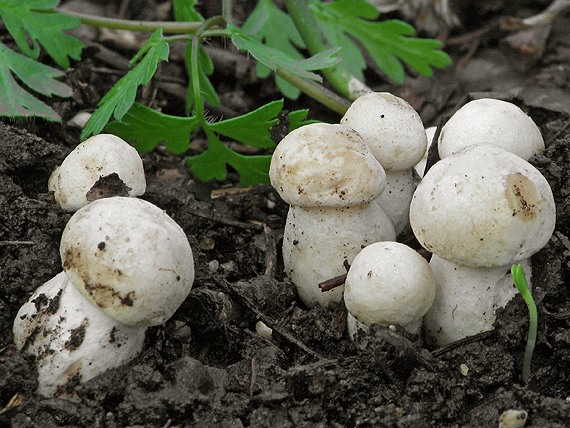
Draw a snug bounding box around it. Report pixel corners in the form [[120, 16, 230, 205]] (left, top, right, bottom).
[[48, 134, 146, 212], [341, 92, 427, 171]]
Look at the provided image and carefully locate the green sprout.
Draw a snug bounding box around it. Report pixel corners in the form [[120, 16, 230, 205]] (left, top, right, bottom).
[[511, 264, 537, 383]]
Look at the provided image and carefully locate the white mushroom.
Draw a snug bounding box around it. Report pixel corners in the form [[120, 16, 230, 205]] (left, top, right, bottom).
[[424, 255, 532, 345], [13, 272, 147, 399], [438, 98, 544, 161], [270, 123, 395, 307], [49, 134, 146, 212], [344, 242, 436, 338], [414, 126, 437, 178], [14, 196, 195, 398], [60, 196, 195, 326], [409, 145, 555, 345], [341, 92, 427, 235]]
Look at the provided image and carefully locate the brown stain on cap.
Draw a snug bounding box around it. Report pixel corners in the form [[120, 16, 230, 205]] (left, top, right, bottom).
[[506, 173, 540, 220]]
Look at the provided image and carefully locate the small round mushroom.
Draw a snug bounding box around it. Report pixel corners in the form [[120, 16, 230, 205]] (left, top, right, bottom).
[[341, 92, 427, 171], [438, 98, 544, 161], [49, 134, 146, 212], [341, 92, 428, 235], [410, 144, 555, 345], [13, 272, 147, 399], [60, 196, 195, 326], [270, 123, 395, 307], [344, 242, 436, 338]]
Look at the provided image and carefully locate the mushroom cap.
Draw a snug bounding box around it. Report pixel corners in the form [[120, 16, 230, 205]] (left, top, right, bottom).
[[410, 145, 556, 267], [341, 92, 427, 171], [13, 272, 146, 398], [344, 242, 436, 326], [60, 197, 194, 326], [48, 134, 146, 212], [269, 123, 386, 207], [438, 98, 544, 161]]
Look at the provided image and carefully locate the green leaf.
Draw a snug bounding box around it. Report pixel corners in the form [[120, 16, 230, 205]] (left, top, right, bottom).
[[185, 125, 272, 187], [172, 0, 203, 21], [81, 29, 170, 140], [310, 0, 452, 84], [106, 102, 199, 154], [229, 24, 340, 82], [0, 0, 84, 68], [210, 100, 282, 148], [242, 0, 306, 99], [287, 109, 318, 132], [0, 42, 72, 121]]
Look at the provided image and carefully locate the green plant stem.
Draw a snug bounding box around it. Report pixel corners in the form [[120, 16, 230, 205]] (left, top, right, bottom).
[[55, 9, 208, 34], [276, 68, 350, 115], [56, 0, 233, 34], [57, 4, 352, 114], [511, 264, 538, 383], [282, 0, 370, 100], [191, 17, 227, 123]]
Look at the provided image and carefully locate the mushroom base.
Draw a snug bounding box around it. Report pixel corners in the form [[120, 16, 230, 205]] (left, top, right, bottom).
[[373, 169, 416, 236], [13, 272, 147, 400], [283, 203, 396, 308], [347, 312, 423, 340], [424, 256, 532, 346]]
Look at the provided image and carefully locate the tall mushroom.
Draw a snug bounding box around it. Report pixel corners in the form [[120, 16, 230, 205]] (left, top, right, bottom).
[[269, 123, 395, 307], [14, 197, 195, 398], [341, 92, 427, 235], [409, 145, 555, 345]]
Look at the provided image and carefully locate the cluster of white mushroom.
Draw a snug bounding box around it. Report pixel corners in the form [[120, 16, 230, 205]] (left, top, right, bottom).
[[270, 93, 555, 345], [413, 99, 555, 346], [14, 135, 195, 399]]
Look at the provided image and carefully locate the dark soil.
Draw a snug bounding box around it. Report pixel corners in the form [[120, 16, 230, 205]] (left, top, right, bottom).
[[1, 1, 570, 427]]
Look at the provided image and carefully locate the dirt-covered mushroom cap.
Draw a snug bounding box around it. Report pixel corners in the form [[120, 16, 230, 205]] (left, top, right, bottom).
[[410, 145, 555, 268], [340, 92, 427, 171], [438, 98, 544, 161], [60, 197, 194, 326], [344, 242, 436, 326], [269, 123, 386, 207], [48, 134, 146, 212]]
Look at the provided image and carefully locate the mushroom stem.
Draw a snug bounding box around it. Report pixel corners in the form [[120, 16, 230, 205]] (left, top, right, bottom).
[[424, 256, 532, 346], [13, 272, 147, 400], [283, 203, 396, 307]]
